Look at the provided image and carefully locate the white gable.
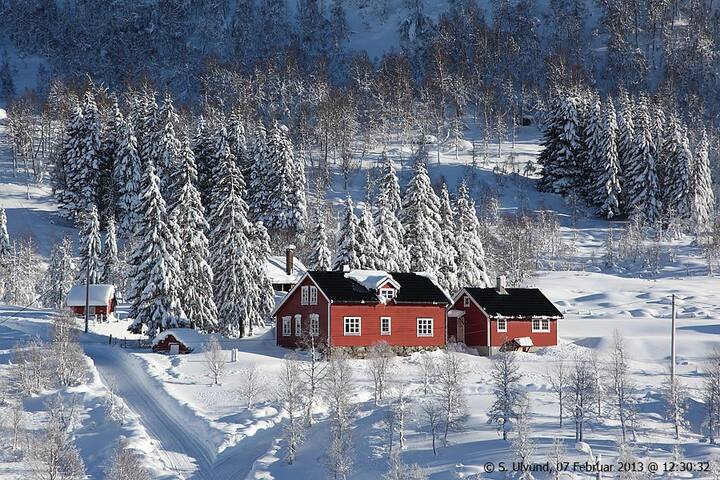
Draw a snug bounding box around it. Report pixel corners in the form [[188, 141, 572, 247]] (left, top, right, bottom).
[[66, 284, 116, 307]]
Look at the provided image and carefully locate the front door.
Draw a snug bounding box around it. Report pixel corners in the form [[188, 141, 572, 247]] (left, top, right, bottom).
[[457, 317, 466, 344]]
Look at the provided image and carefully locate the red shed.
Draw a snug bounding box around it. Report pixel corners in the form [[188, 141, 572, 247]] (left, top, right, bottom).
[[448, 276, 563, 355], [152, 328, 208, 354], [273, 270, 451, 354], [66, 284, 117, 320]]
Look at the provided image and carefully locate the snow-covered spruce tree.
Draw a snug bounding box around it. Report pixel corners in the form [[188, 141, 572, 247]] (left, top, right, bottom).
[[60, 99, 98, 222], [137, 91, 159, 167], [248, 121, 270, 219], [692, 130, 715, 233], [401, 157, 445, 281], [153, 94, 182, 202], [0, 208, 11, 256], [246, 221, 275, 334], [127, 160, 187, 337], [98, 99, 124, 218], [488, 349, 523, 440], [615, 90, 636, 187], [113, 119, 143, 236], [538, 94, 583, 195], [193, 117, 216, 212], [438, 183, 459, 293], [208, 128, 255, 337], [170, 138, 218, 332], [662, 114, 693, 223], [308, 210, 333, 271], [357, 202, 379, 269], [228, 110, 251, 183], [625, 95, 660, 224], [703, 348, 720, 444], [42, 237, 76, 309], [592, 98, 622, 219], [76, 204, 102, 285], [101, 216, 121, 288], [334, 197, 362, 271], [374, 190, 409, 272], [454, 181, 490, 287], [511, 396, 536, 480], [378, 153, 403, 215]]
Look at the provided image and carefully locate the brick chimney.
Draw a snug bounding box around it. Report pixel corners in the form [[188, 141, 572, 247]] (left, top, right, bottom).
[[285, 245, 296, 276], [496, 275, 507, 294]]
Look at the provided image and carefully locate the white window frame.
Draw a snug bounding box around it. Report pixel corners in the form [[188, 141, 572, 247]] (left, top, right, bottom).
[[463, 296, 470, 307], [380, 317, 392, 335], [417, 318, 434, 337], [282, 316, 291, 336], [497, 318, 507, 332], [309, 286, 318, 305], [532, 318, 550, 332], [295, 314, 302, 336], [344, 317, 361, 336], [379, 288, 396, 301], [300, 286, 309, 305], [309, 314, 320, 337]]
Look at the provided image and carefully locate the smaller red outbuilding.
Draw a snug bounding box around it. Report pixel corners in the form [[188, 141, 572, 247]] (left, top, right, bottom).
[[448, 276, 563, 355], [152, 328, 209, 354]]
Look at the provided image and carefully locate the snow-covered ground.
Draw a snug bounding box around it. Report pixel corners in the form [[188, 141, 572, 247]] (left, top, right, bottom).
[[0, 115, 718, 479]]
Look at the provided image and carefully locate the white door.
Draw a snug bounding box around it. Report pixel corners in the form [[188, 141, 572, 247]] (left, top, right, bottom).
[[457, 317, 466, 344], [169, 343, 180, 355]]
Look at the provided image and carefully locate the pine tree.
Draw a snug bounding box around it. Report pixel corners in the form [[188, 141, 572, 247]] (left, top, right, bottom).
[[356, 202, 379, 269], [42, 237, 76, 309], [228, 110, 251, 183], [154, 94, 182, 202], [101, 216, 121, 287], [438, 183, 459, 293], [246, 221, 275, 334], [98, 99, 124, 218], [334, 197, 362, 271], [626, 95, 660, 224], [208, 127, 254, 337], [692, 130, 715, 232], [113, 120, 143, 236], [193, 117, 216, 212], [538, 95, 582, 195], [454, 181, 490, 287], [127, 160, 187, 337], [0, 208, 11, 257], [615, 91, 635, 211], [308, 211, 333, 271], [374, 191, 409, 272], [378, 153, 403, 215], [137, 91, 159, 167], [662, 117, 693, 223], [76, 204, 102, 285], [248, 121, 271, 221], [171, 138, 218, 332], [593, 98, 622, 219]]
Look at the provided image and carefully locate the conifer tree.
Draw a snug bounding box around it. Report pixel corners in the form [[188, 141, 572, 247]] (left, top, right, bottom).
[[127, 160, 187, 337], [356, 202, 379, 269], [208, 127, 254, 337], [98, 99, 124, 218], [0, 208, 11, 257], [663, 118, 693, 222], [616, 91, 636, 211], [249, 121, 271, 220], [438, 183, 459, 293], [334, 197, 362, 271], [101, 216, 121, 287], [626, 95, 660, 224], [193, 117, 216, 212], [43, 237, 76, 309], [593, 99, 622, 219], [228, 110, 251, 183], [454, 181, 490, 287], [246, 221, 275, 334], [137, 91, 159, 166], [378, 153, 403, 215], [374, 191, 409, 272], [77, 204, 102, 285], [154, 94, 182, 201], [171, 138, 218, 332], [692, 131, 715, 232], [113, 120, 143, 235], [538, 95, 582, 195], [308, 211, 333, 271]]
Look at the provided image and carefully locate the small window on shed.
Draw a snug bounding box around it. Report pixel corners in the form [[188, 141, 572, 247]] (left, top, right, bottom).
[[463, 296, 470, 307]]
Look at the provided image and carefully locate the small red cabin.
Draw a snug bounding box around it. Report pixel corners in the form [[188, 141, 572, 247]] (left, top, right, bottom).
[[274, 270, 451, 353], [152, 328, 208, 354], [448, 276, 563, 355], [66, 284, 117, 320]]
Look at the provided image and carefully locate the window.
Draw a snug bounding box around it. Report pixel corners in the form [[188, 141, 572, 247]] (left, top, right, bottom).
[[463, 296, 470, 307], [344, 317, 361, 336], [310, 314, 320, 336], [295, 314, 302, 336], [532, 318, 550, 332], [417, 318, 433, 337], [282, 316, 291, 336], [309, 286, 318, 305], [497, 318, 507, 332], [380, 317, 392, 335], [300, 286, 309, 305], [379, 288, 395, 300]]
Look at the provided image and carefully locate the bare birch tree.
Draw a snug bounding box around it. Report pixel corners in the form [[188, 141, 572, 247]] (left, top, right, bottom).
[[105, 439, 151, 480], [417, 351, 436, 395], [609, 330, 637, 443], [438, 349, 467, 446], [511, 395, 535, 480], [367, 341, 395, 405], [703, 348, 720, 444], [488, 350, 523, 440], [324, 350, 356, 480], [298, 333, 327, 426], [569, 353, 595, 442], [547, 437, 567, 480], [203, 335, 226, 385], [238, 363, 264, 409], [545, 357, 569, 427], [277, 354, 306, 464], [420, 398, 443, 456], [664, 371, 687, 440], [51, 312, 86, 387]]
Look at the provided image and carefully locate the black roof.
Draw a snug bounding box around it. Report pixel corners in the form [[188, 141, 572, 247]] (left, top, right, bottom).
[[464, 288, 563, 318], [308, 271, 451, 304]]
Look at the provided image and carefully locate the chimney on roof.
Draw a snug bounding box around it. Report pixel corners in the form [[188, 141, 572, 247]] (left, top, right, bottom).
[[496, 275, 507, 294], [342, 264, 350, 272], [285, 245, 295, 276]]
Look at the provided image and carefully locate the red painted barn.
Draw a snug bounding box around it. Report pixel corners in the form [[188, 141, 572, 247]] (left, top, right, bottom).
[[274, 270, 451, 353], [448, 276, 563, 355]]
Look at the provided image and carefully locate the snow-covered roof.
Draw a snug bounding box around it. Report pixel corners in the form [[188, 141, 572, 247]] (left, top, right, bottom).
[[66, 284, 116, 307], [343, 270, 400, 291], [266, 256, 307, 285], [151, 328, 210, 348], [514, 337, 534, 347], [447, 309, 466, 318]]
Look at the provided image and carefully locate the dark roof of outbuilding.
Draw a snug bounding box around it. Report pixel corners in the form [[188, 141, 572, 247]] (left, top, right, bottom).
[[464, 288, 563, 318], [308, 271, 451, 304]]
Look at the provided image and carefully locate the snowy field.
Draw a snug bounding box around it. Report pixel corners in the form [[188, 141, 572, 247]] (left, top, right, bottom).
[[0, 115, 718, 479]]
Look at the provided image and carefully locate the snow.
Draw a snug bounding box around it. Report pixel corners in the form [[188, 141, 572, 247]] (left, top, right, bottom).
[[65, 283, 116, 306], [265, 255, 307, 285], [343, 269, 397, 290], [151, 327, 210, 350], [514, 336, 534, 347]]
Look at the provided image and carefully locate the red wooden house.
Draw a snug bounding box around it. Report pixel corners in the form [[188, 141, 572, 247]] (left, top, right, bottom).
[[273, 270, 451, 353], [448, 276, 563, 355], [66, 284, 117, 320]]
